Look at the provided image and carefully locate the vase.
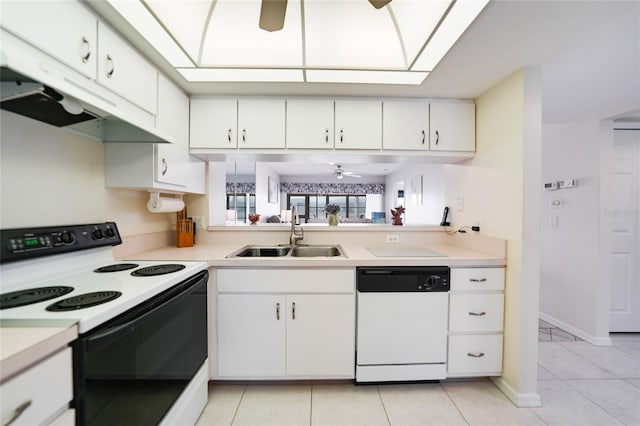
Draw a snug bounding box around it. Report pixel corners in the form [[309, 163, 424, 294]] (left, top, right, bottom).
[[328, 213, 339, 226]]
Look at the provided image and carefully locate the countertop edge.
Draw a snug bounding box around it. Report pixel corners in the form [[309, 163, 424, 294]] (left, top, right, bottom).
[[1, 324, 78, 384]]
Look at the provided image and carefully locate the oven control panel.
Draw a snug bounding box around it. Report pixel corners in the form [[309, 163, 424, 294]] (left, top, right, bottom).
[[0, 222, 122, 263]]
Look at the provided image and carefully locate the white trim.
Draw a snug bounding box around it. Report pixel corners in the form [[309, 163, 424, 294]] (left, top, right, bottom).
[[539, 312, 613, 346], [490, 377, 542, 407]]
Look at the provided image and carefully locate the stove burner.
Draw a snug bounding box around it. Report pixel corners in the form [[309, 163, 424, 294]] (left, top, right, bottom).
[[46, 291, 122, 312], [94, 263, 139, 273], [131, 264, 185, 277], [0, 286, 74, 309]]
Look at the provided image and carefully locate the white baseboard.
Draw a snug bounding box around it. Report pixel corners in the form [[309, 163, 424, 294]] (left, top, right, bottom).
[[539, 312, 612, 346], [490, 377, 542, 407]]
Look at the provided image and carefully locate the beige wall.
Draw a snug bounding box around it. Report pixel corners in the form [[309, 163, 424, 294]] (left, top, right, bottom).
[[0, 111, 173, 236], [445, 69, 541, 405]]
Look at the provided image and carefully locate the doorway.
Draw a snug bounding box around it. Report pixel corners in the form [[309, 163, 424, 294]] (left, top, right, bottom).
[[609, 128, 640, 332]]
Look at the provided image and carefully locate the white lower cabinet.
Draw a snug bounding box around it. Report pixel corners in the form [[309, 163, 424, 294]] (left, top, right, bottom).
[[216, 269, 355, 379], [0, 347, 73, 426], [447, 267, 505, 377]]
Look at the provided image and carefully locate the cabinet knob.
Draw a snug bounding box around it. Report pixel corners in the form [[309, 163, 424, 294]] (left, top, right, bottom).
[[81, 37, 91, 63], [435, 130, 439, 145], [242, 129, 247, 142], [106, 54, 115, 78], [469, 278, 487, 283], [467, 352, 485, 358], [421, 129, 425, 145], [468, 311, 487, 316], [325, 129, 329, 143], [276, 302, 280, 320], [292, 302, 296, 320], [339, 129, 344, 143], [227, 128, 232, 142]]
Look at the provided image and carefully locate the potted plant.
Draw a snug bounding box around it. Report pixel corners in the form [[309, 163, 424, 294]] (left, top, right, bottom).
[[324, 203, 340, 226]]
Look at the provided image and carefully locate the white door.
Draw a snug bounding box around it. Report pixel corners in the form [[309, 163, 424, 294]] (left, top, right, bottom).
[[190, 99, 238, 148], [217, 294, 286, 377], [382, 101, 429, 150], [238, 99, 286, 148], [429, 103, 475, 152], [286, 295, 355, 377], [610, 129, 640, 331], [286, 99, 334, 148], [334, 100, 382, 149]]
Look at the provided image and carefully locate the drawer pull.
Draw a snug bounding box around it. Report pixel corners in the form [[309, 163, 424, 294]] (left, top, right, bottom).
[[276, 302, 280, 320], [467, 352, 485, 358], [292, 302, 296, 320], [81, 36, 91, 63], [2, 400, 32, 426], [468, 311, 487, 316], [469, 278, 487, 283]]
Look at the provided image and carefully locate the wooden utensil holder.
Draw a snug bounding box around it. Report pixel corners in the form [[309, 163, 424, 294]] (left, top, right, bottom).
[[176, 219, 194, 247]]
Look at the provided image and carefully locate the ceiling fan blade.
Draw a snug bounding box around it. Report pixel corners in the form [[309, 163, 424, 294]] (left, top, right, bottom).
[[259, 0, 287, 32], [368, 0, 392, 9]]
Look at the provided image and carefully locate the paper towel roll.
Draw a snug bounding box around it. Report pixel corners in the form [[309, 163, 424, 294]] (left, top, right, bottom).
[[147, 195, 185, 213]]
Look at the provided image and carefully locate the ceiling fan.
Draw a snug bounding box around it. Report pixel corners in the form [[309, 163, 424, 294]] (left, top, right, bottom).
[[259, 0, 392, 32], [331, 164, 362, 180]]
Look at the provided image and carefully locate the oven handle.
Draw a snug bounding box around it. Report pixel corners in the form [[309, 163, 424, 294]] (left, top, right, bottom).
[[85, 270, 207, 349]]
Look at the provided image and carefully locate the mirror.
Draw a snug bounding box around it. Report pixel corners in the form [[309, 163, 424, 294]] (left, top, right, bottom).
[[214, 161, 446, 226]]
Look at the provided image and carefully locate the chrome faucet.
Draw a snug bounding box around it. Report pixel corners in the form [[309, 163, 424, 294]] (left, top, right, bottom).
[[289, 204, 304, 246]]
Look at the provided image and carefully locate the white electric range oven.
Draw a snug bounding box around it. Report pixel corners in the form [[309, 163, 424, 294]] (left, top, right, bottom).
[[0, 222, 209, 426]]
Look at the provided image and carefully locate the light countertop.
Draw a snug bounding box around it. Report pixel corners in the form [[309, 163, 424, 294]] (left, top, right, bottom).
[[1, 319, 78, 383], [125, 243, 506, 268]]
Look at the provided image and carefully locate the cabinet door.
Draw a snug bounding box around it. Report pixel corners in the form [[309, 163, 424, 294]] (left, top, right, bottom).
[[334, 100, 382, 149], [155, 74, 188, 187], [238, 99, 286, 148], [1, 1, 97, 78], [217, 294, 286, 377], [97, 23, 158, 114], [286, 99, 334, 149], [190, 99, 238, 148], [429, 103, 475, 152], [383, 101, 429, 150], [286, 294, 355, 377]]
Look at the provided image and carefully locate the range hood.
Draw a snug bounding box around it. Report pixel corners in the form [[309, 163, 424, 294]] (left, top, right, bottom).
[[0, 33, 174, 144]]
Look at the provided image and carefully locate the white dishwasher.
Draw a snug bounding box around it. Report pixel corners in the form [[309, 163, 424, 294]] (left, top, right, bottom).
[[356, 266, 450, 383]]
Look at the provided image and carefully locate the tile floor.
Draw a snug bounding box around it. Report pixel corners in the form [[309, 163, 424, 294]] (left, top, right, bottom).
[[196, 322, 640, 426]]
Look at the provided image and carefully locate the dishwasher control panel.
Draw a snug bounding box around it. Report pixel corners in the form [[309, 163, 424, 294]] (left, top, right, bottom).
[[357, 266, 450, 292]]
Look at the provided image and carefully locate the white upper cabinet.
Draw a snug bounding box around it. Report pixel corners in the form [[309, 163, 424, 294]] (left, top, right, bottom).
[[334, 100, 382, 150], [0, 1, 97, 79], [238, 99, 286, 149], [429, 102, 475, 152], [190, 99, 238, 149], [97, 23, 157, 115], [382, 101, 430, 150], [286, 99, 334, 149]]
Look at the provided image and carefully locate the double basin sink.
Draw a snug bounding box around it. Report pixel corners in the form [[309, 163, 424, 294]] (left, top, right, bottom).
[[226, 244, 347, 258]]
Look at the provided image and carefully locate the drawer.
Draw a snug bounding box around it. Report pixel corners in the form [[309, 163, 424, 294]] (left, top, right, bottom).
[[217, 269, 355, 293], [449, 293, 504, 332], [451, 268, 505, 291], [0, 348, 72, 425], [447, 334, 503, 376]]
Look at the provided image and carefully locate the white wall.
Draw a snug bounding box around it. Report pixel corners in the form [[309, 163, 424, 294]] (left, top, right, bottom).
[[445, 69, 541, 406], [0, 111, 173, 236], [255, 162, 281, 219], [539, 117, 611, 343], [385, 165, 446, 225]]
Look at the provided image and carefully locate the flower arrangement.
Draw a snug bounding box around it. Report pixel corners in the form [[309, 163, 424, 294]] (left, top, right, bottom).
[[324, 203, 341, 214]]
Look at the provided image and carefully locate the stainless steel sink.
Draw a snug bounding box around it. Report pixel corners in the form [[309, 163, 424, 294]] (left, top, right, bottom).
[[291, 245, 343, 257], [226, 244, 346, 258], [232, 246, 290, 257]]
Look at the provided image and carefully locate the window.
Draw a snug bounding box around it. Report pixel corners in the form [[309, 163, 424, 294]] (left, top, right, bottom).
[[287, 194, 366, 222], [226, 193, 255, 223]]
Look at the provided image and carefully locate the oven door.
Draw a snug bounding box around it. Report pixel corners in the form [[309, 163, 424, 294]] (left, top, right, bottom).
[[72, 270, 208, 426]]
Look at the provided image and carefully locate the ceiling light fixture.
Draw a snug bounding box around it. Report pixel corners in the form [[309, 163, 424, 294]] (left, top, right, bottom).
[[106, 0, 490, 85]]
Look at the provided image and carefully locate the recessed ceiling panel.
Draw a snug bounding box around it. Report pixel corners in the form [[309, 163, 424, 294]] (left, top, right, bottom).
[[304, 0, 405, 69], [145, 0, 212, 63], [200, 0, 303, 67], [390, 0, 452, 65]]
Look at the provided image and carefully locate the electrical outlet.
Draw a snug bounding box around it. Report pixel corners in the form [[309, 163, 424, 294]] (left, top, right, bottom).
[[386, 234, 399, 243], [455, 197, 464, 212], [193, 216, 205, 229]]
